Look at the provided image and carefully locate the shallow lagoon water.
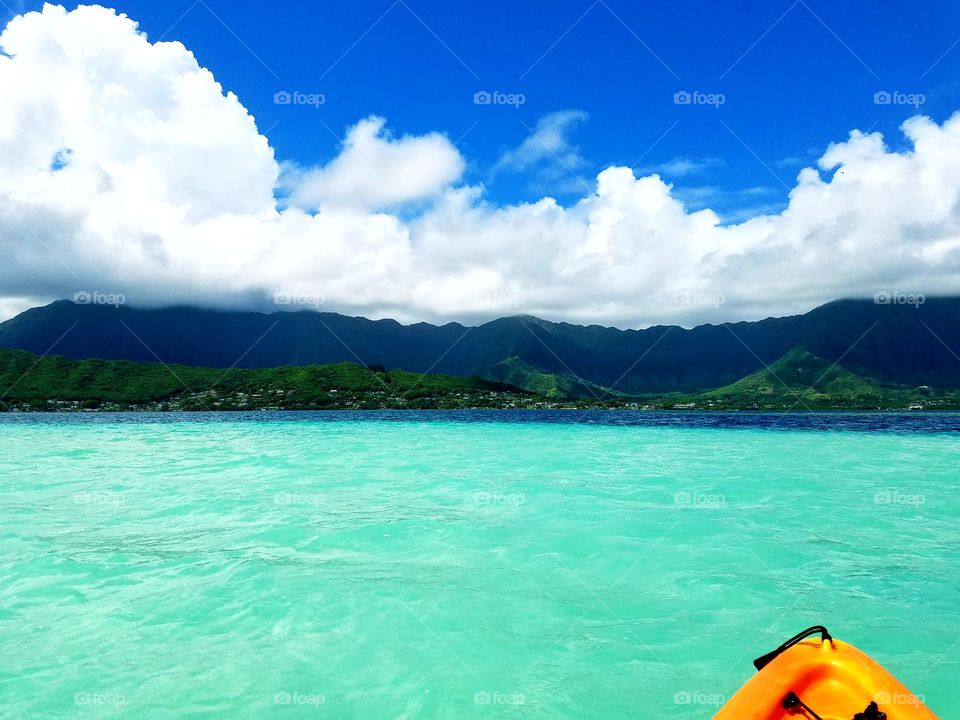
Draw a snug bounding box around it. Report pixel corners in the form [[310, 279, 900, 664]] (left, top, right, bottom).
[[1, 411, 958, 718]]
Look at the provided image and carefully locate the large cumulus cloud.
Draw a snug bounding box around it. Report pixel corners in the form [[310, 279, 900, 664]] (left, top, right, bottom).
[[2, 4, 960, 328]]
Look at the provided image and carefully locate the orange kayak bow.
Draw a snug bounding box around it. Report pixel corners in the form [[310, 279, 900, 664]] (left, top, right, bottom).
[[713, 626, 937, 719]]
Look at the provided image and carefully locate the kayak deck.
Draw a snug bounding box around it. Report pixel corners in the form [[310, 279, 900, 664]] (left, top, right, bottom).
[[714, 628, 937, 719]]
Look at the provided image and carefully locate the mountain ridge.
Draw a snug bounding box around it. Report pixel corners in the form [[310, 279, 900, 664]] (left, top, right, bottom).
[[2, 298, 959, 396]]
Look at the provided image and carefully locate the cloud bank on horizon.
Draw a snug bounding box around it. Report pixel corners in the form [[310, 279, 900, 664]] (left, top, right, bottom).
[[1, 4, 959, 328]]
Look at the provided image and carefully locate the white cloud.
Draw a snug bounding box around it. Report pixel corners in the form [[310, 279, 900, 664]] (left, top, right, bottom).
[[636, 156, 723, 178], [2, 5, 960, 329], [496, 110, 588, 171], [494, 110, 590, 193], [285, 116, 464, 212]]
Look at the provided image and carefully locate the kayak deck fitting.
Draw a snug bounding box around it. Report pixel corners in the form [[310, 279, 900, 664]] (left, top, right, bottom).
[[713, 626, 937, 719]]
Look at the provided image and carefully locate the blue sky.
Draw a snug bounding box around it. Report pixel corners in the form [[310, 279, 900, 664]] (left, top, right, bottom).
[[15, 0, 960, 219]]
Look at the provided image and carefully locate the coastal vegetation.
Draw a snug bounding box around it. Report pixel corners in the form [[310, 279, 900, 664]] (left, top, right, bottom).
[[2, 347, 955, 412]]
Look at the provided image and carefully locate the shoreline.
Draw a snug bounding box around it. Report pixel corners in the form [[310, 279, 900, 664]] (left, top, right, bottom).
[[5, 406, 960, 413]]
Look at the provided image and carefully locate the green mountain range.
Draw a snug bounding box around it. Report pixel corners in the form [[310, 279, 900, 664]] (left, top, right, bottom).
[[0, 349, 530, 411], [1, 298, 959, 410], [1, 346, 954, 411], [3, 298, 960, 401]]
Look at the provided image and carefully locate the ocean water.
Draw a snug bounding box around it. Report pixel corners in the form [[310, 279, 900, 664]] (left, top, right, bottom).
[[1, 411, 958, 719]]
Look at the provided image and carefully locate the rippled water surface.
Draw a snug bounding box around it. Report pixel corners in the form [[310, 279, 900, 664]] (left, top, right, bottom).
[[1, 412, 958, 718]]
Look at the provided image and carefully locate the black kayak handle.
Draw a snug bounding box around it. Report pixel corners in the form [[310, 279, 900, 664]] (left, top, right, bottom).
[[753, 625, 833, 670]]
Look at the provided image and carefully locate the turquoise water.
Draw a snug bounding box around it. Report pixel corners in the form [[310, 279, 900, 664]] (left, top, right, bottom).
[[1, 412, 958, 718]]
